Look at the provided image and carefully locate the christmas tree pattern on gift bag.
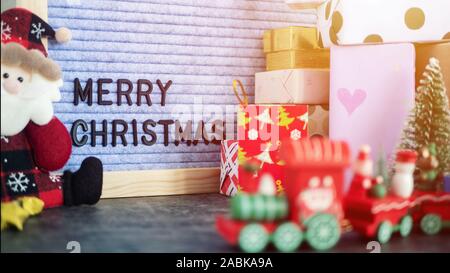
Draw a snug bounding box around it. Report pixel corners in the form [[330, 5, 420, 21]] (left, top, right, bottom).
[[238, 146, 251, 164], [238, 105, 310, 142], [238, 105, 251, 129], [277, 107, 295, 130], [237, 141, 285, 194]]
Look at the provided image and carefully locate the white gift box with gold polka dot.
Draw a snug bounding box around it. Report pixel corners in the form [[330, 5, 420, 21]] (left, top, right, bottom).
[[292, 0, 450, 47]]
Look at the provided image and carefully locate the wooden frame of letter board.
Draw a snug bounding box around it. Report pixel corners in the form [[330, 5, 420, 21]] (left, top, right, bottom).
[[1, 0, 221, 198]]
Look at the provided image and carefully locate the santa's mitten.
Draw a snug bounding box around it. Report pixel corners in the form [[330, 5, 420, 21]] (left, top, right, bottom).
[[63, 157, 103, 206]]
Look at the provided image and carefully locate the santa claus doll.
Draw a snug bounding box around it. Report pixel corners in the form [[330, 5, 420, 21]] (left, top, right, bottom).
[[348, 145, 385, 198], [1, 8, 103, 208]]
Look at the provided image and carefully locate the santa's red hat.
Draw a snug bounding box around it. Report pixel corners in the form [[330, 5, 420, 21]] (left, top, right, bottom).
[[396, 150, 417, 163], [1, 7, 71, 57], [356, 145, 371, 161]]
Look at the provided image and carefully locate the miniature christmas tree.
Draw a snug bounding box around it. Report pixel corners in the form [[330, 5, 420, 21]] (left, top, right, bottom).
[[375, 149, 389, 186], [398, 57, 450, 176], [277, 107, 295, 129]]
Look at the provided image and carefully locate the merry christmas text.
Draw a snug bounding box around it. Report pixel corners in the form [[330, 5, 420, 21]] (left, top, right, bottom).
[[70, 78, 226, 147]]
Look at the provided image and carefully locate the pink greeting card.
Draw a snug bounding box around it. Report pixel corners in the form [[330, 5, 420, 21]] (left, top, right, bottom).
[[330, 43, 415, 188]]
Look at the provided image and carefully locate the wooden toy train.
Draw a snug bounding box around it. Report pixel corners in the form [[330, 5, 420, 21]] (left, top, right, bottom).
[[216, 138, 450, 252]]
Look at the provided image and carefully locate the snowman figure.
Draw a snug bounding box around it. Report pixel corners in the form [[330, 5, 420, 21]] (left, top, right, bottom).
[[391, 150, 417, 198]]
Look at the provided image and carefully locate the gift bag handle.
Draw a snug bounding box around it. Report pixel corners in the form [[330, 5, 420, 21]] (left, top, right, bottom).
[[232, 79, 249, 107]]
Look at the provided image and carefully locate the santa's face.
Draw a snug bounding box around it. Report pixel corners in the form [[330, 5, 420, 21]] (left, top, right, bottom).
[[1, 66, 32, 95], [1, 63, 62, 136], [354, 160, 373, 177]]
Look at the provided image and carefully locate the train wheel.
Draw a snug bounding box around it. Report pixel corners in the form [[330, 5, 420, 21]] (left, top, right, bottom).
[[420, 214, 442, 235], [238, 223, 269, 253], [272, 222, 303, 252], [305, 214, 340, 251], [399, 215, 413, 237], [377, 221, 392, 244]]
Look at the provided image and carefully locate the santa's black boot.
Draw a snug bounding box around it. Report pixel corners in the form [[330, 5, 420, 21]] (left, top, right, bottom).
[[63, 157, 103, 206]]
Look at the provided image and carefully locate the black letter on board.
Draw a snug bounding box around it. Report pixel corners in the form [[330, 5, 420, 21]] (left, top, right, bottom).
[[117, 79, 133, 106], [193, 120, 213, 146], [137, 79, 153, 106], [210, 119, 224, 145], [142, 119, 157, 146], [71, 119, 89, 147], [97, 78, 113, 105], [156, 79, 172, 106], [74, 78, 93, 106], [131, 119, 139, 146], [112, 119, 128, 147], [158, 119, 174, 146], [91, 120, 108, 147], [174, 120, 193, 146]]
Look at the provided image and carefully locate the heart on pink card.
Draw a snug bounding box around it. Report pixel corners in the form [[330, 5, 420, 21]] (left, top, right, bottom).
[[337, 88, 367, 115]]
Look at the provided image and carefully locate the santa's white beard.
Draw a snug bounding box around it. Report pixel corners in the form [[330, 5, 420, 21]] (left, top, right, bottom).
[[354, 161, 373, 177], [1, 88, 55, 136]]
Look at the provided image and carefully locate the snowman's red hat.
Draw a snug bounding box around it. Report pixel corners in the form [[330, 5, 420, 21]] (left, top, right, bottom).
[[396, 150, 417, 163]]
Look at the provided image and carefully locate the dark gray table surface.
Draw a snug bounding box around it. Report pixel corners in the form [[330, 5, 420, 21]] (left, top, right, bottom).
[[1, 194, 449, 253]]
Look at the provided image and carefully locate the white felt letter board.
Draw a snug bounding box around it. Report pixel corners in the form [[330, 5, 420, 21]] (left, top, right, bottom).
[[44, 0, 313, 197]]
